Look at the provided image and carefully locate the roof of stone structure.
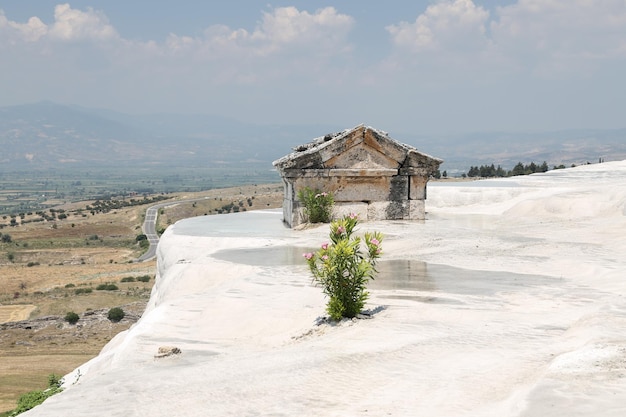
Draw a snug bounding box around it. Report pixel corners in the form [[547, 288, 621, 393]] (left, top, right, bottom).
[[272, 124, 442, 173]]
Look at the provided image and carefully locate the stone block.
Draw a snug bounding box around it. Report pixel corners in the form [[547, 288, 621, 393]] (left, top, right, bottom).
[[409, 200, 425, 220], [333, 202, 368, 220]]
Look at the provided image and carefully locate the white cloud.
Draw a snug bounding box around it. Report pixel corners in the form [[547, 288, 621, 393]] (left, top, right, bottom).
[[250, 6, 353, 53], [386, 0, 490, 52], [0, 11, 47, 43], [48, 3, 119, 41], [0, 4, 118, 44], [1, 1, 625, 131], [491, 0, 626, 77], [1, 4, 354, 89], [166, 6, 354, 58], [160, 6, 355, 85], [385, 0, 626, 80]]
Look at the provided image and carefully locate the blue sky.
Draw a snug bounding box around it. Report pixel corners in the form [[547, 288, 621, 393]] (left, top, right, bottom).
[[1, 1, 624, 134]]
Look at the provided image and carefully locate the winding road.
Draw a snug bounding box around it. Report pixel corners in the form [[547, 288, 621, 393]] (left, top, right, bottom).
[[136, 198, 209, 262]]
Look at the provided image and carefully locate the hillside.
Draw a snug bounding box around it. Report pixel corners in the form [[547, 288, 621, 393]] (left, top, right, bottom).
[[2, 102, 626, 173], [0, 102, 334, 169]]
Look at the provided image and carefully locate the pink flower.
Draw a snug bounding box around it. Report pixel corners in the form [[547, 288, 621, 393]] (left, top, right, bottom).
[[370, 238, 380, 246], [303, 252, 314, 260], [322, 255, 329, 261], [321, 242, 329, 250], [337, 226, 346, 234], [349, 213, 357, 219]]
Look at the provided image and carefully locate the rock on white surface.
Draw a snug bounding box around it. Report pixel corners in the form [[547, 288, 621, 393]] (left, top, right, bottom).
[[24, 162, 626, 417]]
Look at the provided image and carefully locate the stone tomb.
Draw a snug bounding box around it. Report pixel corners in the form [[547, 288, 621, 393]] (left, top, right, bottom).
[[273, 125, 443, 228]]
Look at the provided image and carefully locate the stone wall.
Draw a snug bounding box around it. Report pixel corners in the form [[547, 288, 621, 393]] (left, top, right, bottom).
[[280, 168, 428, 227]]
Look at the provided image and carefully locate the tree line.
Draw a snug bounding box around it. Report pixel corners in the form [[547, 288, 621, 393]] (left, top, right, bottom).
[[465, 161, 552, 178]]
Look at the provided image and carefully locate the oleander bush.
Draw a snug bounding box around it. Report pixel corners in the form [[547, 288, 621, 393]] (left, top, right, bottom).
[[304, 214, 383, 320], [297, 187, 334, 223]]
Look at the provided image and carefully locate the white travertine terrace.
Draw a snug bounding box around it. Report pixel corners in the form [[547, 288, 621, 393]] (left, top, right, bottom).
[[24, 161, 626, 417]]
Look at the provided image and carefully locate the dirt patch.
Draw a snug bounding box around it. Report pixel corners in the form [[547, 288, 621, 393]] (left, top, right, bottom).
[[0, 305, 37, 323]]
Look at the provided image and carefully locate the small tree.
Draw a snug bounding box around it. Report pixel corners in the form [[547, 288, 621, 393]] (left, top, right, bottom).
[[64, 311, 79, 325], [304, 215, 383, 320], [107, 307, 125, 322], [297, 187, 334, 223]]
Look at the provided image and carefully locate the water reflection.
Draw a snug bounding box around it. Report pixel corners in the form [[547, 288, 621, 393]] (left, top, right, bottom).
[[212, 246, 312, 267], [212, 247, 553, 296], [371, 260, 432, 291]]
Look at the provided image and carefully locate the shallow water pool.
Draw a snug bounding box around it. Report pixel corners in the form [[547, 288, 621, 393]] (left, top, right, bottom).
[[212, 245, 554, 296]]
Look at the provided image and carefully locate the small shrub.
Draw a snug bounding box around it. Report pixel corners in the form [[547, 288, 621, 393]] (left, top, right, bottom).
[[136, 275, 151, 283], [297, 187, 334, 223], [47, 374, 62, 388], [96, 284, 118, 291], [64, 311, 79, 325], [304, 214, 383, 320], [9, 374, 62, 416], [74, 288, 93, 295], [64, 283, 75, 288], [120, 277, 135, 283], [26, 262, 40, 267], [107, 307, 125, 322]]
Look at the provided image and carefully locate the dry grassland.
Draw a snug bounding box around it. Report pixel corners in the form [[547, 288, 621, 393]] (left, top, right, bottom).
[[0, 183, 283, 414]]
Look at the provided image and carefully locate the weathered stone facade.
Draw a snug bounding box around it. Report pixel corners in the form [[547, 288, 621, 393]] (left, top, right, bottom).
[[273, 125, 443, 228]]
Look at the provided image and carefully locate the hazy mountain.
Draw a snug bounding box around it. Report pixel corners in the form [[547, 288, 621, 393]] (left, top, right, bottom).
[[1, 102, 625, 173], [0, 102, 340, 169], [397, 128, 626, 175]]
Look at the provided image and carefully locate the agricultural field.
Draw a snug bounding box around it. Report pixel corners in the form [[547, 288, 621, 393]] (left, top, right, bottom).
[[0, 165, 280, 215]]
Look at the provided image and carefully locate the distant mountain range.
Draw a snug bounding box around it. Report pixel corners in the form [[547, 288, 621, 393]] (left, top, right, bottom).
[[0, 101, 336, 170], [1, 101, 625, 174]]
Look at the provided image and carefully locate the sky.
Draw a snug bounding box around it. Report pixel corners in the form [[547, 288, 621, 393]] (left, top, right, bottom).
[[1, 0, 625, 134]]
